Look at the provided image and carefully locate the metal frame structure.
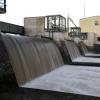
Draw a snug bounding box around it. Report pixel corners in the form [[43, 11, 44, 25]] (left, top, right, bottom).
[[67, 15, 87, 40], [68, 27, 81, 37], [68, 27, 87, 40], [44, 15, 66, 33], [0, 0, 6, 13], [79, 32, 88, 40]]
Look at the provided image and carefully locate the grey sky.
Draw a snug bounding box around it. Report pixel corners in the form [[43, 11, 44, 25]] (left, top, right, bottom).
[[0, 0, 100, 26]]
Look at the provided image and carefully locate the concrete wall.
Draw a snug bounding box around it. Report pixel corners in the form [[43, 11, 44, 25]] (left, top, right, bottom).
[[24, 17, 44, 36], [80, 16, 100, 36], [79, 16, 100, 46], [24, 16, 68, 41], [44, 32, 67, 41], [84, 32, 96, 47]]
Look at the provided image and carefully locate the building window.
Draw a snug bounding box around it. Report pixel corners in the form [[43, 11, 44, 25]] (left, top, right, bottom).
[[97, 37, 100, 41], [95, 21, 99, 26]]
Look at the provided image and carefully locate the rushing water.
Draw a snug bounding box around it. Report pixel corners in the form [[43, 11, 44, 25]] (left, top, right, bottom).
[[2, 34, 64, 85]]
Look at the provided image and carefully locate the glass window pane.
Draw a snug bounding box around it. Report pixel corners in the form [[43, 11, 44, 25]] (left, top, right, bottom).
[[0, 0, 4, 8], [45, 17, 47, 29], [56, 16, 59, 25], [48, 17, 52, 29]]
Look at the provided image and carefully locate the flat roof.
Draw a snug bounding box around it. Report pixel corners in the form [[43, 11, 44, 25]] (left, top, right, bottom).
[[24, 14, 65, 19], [80, 16, 100, 20]]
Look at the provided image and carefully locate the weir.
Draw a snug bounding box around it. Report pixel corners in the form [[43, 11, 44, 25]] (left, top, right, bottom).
[[2, 34, 64, 85], [2, 34, 100, 98]]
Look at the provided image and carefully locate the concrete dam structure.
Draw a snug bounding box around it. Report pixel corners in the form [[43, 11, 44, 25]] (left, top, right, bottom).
[[1, 0, 100, 99], [2, 34, 63, 85], [1, 34, 100, 99]]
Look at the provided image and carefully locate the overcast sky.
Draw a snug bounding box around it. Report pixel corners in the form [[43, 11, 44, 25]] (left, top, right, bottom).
[[0, 0, 100, 26]]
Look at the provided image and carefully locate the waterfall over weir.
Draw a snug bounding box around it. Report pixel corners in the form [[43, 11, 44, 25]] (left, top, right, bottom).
[[2, 35, 64, 85]]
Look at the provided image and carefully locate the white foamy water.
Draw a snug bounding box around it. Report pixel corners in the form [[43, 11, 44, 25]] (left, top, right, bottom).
[[73, 56, 100, 63], [22, 65, 100, 97], [85, 53, 100, 57]]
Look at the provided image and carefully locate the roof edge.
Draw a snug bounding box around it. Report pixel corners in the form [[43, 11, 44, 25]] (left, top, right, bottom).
[[80, 16, 100, 20]]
